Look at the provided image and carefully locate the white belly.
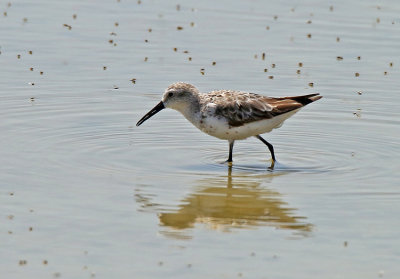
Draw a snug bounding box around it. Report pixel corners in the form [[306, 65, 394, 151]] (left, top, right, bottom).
[[196, 109, 300, 140]]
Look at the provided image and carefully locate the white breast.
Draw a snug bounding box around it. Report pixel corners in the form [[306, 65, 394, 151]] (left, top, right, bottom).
[[198, 108, 301, 140]]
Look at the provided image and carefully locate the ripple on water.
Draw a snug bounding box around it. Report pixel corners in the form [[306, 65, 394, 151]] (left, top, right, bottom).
[[6, 90, 397, 184], [1, 96, 141, 175], [177, 105, 400, 185], [135, 165, 314, 238]]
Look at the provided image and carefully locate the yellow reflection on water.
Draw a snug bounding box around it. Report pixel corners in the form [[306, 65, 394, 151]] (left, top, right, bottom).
[[158, 167, 312, 237]]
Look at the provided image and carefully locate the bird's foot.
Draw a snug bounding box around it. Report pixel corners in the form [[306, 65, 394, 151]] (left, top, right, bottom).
[[268, 159, 275, 170]]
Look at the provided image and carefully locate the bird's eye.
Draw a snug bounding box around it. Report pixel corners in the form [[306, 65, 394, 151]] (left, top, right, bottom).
[[168, 92, 173, 97]]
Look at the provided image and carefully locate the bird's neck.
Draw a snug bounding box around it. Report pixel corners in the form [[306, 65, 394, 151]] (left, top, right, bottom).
[[177, 96, 201, 124]]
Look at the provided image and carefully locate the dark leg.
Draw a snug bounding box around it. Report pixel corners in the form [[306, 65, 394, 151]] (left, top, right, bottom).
[[255, 135, 276, 162], [227, 140, 234, 162]]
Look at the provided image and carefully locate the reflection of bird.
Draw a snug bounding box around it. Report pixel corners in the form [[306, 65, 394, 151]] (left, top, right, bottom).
[[158, 167, 313, 235], [137, 82, 321, 167]]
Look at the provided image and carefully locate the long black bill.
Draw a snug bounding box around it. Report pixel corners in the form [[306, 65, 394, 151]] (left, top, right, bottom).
[[136, 101, 165, 126]]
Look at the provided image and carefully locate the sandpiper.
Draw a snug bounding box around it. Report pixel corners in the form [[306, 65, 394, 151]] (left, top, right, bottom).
[[136, 82, 322, 167]]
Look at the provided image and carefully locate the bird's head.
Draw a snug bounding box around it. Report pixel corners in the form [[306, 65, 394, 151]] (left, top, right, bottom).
[[136, 82, 200, 126]]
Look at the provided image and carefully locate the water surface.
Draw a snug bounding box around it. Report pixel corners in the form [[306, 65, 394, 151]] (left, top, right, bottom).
[[1, 0, 400, 278]]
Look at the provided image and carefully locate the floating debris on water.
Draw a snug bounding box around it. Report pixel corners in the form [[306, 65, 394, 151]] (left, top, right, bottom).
[[353, 109, 361, 117]]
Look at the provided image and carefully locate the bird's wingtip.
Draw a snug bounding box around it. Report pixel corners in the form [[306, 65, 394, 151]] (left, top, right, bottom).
[[309, 94, 322, 102]]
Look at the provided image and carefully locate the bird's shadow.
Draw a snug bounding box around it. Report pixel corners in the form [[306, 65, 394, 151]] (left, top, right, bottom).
[[152, 163, 314, 239]]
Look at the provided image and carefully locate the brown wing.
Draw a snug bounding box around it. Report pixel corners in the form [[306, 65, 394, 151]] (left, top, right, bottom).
[[206, 91, 321, 127]]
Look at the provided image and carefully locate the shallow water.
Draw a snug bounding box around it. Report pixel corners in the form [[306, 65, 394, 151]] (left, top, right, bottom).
[[1, 0, 400, 278]]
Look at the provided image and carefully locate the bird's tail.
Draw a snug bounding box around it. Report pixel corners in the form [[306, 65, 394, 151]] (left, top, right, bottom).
[[286, 93, 322, 105]]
